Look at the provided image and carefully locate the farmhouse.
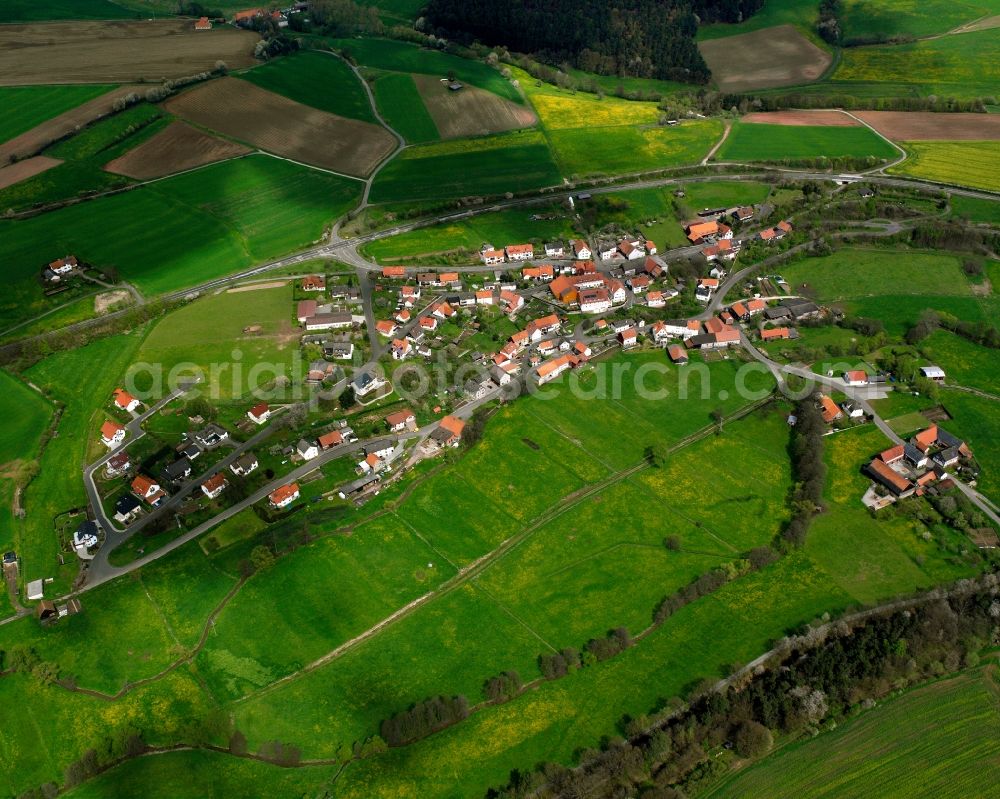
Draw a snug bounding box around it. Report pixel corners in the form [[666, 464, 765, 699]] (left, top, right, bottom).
[[843, 370, 869, 387], [505, 244, 534, 262], [667, 344, 688, 364], [48, 255, 78, 276], [305, 312, 352, 331], [201, 473, 227, 500], [866, 457, 914, 497], [113, 388, 141, 413], [760, 327, 791, 341], [819, 394, 843, 424], [100, 420, 126, 448], [297, 300, 317, 323], [386, 409, 417, 432], [269, 482, 300, 509], [301, 275, 325, 292], [247, 402, 270, 425], [430, 415, 466, 448]]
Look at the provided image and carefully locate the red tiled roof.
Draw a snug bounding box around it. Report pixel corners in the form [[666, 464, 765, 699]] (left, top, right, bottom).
[[113, 387, 137, 409], [438, 415, 465, 438], [249, 402, 269, 418], [318, 431, 343, 448], [202, 473, 227, 493], [760, 327, 790, 341], [386, 409, 415, 427], [880, 445, 905, 463], [382, 266, 406, 278], [819, 395, 842, 423], [868, 458, 911, 494], [269, 483, 299, 505], [101, 420, 124, 440]]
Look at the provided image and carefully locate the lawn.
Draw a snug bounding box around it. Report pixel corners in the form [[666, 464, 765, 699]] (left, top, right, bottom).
[[0, 370, 53, 554], [892, 141, 1000, 192], [950, 195, 1000, 224], [127, 283, 300, 400], [18, 331, 147, 589], [841, 0, 1000, 41], [0, 84, 114, 144], [239, 51, 377, 124], [370, 72, 440, 143], [0, 154, 361, 323], [327, 37, 522, 103], [710, 669, 1000, 798], [548, 120, 723, 177], [369, 130, 562, 202], [830, 28, 1000, 99], [780, 249, 978, 335], [361, 205, 575, 263], [939, 391, 1000, 502], [717, 122, 898, 162]]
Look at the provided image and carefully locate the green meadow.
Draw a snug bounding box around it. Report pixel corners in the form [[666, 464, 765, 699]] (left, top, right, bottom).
[[920, 330, 1000, 395], [711, 669, 1000, 798], [328, 37, 523, 103], [239, 51, 377, 124], [0, 155, 360, 326], [370, 72, 440, 143], [717, 122, 898, 162], [0, 371, 53, 554], [0, 85, 114, 143], [0, 0, 135, 20], [939, 391, 1000, 502], [840, 0, 1000, 41], [780, 249, 979, 335], [950, 195, 1000, 224], [697, 0, 824, 41], [369, 131, 561, 202]]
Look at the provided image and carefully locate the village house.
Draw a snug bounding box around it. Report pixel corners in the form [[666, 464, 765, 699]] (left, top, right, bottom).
[[305, 312, 352, 332], [544, 242, 565, 257], [114, 494, 142, 523], [475, 289, 494, 305], [386, 409, 417, 433], [318, 430, 343, 450], [431, 301, 456, 319], [525, 314, 561, 341], [704, 317, 727, 336], [296, 439, 320, 461], [747, 299, 766, 316], [194, 424, 228, 448], [650, 321, 669, 343], [247, 402, 270, 425], [301, 275, 325, 292], [352, 371, 386, 398], [663, 320, 702, 340], [685, 220, 732, 244], [391, 338, 411, 360], [106, 450, 131, 477], [269, 482, 300, 509], [730, 302, 750, 321], [866, 457, 915, 498], [430, 415, 466, 449], [618, 239, 644, 260], [100, 420, 126, 448], [296, 300, 317, 323], [499, 290, 525, 314], [400, 284, 420, 303], [306, 360, 336, 384], [597, 241, 618, 261], [760, 327, 792, 342], [201, 473, 227, 500], [523, 264, 555, 281], [382, 266, 407, 279], [571, 239, 592, 260], [505, 244, 534, 262], [419, 315, 438, 332], [619, 328, 638, 348], [113, 388, 141, 413], [643, 256, 665, 278], [536, 353, 580, 384], [646, 290, 665, 308], [843, 370, 869, 387], [230, 453, 259, 476], [464, 374, 494, 399], [841, 400, 865, 419], [628, 275, 651, 294], [732, 206, 754, 223], [395, 308, 411, 324], [375, 320, 398, 337], [163, 458, 191, 483], [579, 287, 611, 314], [132, 475, 166, 506], [480, 248, 505, 266]]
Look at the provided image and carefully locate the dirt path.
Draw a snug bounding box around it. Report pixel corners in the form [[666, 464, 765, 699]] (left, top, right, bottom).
[[702, 119, 732, 165]]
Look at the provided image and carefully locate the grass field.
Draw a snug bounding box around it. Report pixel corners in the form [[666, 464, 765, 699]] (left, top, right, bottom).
[[0, 0, 136, 20], [892, 141, 1000, 191], [362, 206, 575, 262], [950, 195, 1000, 223], [711, 668, 1000, 798], [841, 0, 1000, 40], [329, 37, 522, 103], [19, 331, 147, 589], [830, 28, 1000, 99], [697, 0, 823, 41], [369, 130, 562, 202], [239, 51, 377, 124], [370, 72, 440, 143], [919, 330, 1000, 395], [127, 284, 300, 399], [939, 391, 1000, 502], [0, 102, 169, 211], [0, 85, 114, 144], [0, 371, 53, 555], [717, 122, 898, 162], [780, 249, 979, 335], [548, 120, 723, 178], [0, 155, 360, 323]]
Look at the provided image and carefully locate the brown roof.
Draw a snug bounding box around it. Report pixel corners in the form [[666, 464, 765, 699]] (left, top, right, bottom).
[[819, 395, 842, 423], [249, 402, 269, 418], [438, 415, 465, 438], [868, 458, 911, 494], [386, 409, 415, 427], [202, 473, 227, 493], [269, 483, 299, 504], [318, 431, 343, 448], [880, 445, 905, 463], [382, 266, 406, 278]]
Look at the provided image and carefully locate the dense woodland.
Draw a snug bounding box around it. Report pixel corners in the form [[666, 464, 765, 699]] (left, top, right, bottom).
[[423, 0, 764, 82]]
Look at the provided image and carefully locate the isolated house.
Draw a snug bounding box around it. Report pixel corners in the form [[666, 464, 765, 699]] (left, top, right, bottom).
[[269, 483, 300, 509], [113, 388, 141, 413], [247, 402, 270, 425]]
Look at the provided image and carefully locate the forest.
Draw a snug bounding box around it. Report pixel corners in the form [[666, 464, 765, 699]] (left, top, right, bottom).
[[422, 0, 765, 82]]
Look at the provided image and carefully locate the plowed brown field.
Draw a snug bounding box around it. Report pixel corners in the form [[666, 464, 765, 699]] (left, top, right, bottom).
[[699, 25, 832, 92], [855, 111, 1000, 141], [163, 78, 396, 177], [742, 110, 859, 126], [412, 74, 537, 139], [104, 121, 251, 179], [0, 156, 62, 190]]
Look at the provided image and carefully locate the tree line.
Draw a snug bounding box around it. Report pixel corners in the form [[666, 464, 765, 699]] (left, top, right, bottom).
[[782, 393, 826, 546], [423, 0, 765, 83], [487, 574, 1000, 798]]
